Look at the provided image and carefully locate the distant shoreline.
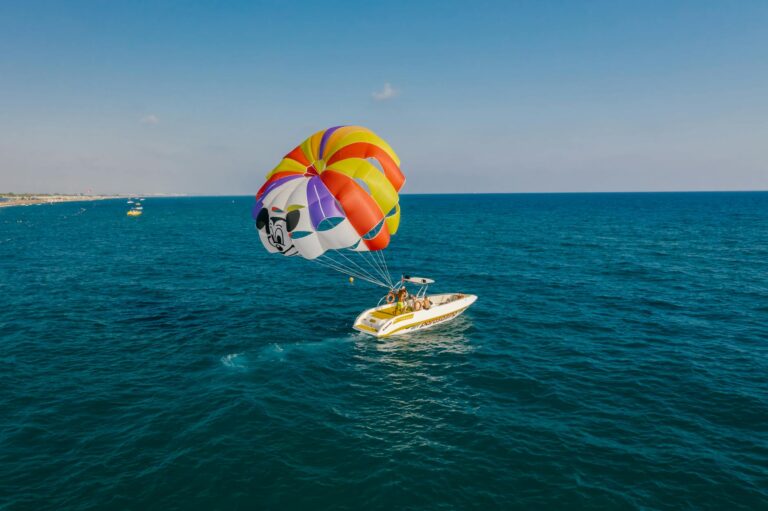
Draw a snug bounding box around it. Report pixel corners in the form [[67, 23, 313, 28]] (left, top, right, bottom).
[[0, 194, 190, 208], [0, 195, 123, 208]]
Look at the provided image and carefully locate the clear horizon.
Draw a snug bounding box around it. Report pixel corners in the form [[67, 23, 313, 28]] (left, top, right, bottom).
[[5, 190, 768, 197], [2, 1, 767, 195]]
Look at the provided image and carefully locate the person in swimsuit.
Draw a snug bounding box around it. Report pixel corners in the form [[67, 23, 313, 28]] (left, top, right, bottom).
[[395, 288, 408, 314]]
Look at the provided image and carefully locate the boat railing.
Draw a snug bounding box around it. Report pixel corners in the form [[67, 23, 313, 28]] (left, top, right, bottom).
[[375, 283, 432, 308]]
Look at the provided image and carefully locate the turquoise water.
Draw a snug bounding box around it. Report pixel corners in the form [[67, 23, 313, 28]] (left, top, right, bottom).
[[1, 193, 767, 510]]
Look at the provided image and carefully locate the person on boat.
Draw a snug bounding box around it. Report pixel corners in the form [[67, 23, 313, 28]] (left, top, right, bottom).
[[395, 288, 408, 315]]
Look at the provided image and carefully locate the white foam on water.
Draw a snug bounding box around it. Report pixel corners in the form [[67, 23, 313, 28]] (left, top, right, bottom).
[[255, 343, 286, 363], [220, 352, 246, 369]]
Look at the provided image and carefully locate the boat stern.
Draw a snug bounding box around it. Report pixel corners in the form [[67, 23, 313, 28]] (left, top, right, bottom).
[[353, 305, 406, 338]]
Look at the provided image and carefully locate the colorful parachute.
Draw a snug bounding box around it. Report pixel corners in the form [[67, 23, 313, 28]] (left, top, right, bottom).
[[253, 126, 405, 263]]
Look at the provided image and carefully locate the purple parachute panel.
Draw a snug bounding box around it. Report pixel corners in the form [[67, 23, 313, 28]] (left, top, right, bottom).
[[306, 176, 345, 230], [318, 126, 342, 160]]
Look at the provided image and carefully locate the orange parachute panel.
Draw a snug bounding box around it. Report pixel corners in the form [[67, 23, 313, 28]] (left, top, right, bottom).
[[326, 142, 405, 191], [319, 170, 390, 250]]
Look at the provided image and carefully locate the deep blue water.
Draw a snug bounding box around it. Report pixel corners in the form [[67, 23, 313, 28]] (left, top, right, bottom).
[[1, 193, 767, 510]]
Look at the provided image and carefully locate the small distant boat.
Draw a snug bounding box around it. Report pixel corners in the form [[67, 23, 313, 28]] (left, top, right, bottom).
[[353, 276, 477, 338], [127, 209, 142, 217], [127, 200, 134, 204], [140, 198, 145, 201]]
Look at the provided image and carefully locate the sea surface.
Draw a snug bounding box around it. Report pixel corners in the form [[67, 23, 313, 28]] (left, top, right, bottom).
[[1, 193, 767, 510]]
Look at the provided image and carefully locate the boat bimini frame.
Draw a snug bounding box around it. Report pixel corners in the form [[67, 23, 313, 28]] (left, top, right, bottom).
[[375, 275, 435, 307]]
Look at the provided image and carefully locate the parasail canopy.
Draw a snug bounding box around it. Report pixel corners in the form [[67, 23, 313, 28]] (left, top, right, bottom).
[[252, 126, 405, 287]]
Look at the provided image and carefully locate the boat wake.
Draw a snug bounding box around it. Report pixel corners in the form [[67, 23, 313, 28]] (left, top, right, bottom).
[[220, 353, 246, 369]]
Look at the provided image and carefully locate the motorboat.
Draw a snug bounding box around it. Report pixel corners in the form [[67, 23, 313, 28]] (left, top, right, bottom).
[[353, 276, 477, 338], [126, 209, 142, 217]]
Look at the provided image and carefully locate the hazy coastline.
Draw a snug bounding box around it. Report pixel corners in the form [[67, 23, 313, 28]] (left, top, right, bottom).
[[0, 194, 186, 208]]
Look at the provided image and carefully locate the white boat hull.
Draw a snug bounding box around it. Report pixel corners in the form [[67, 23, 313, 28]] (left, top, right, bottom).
[[353, 293, 477, 338]]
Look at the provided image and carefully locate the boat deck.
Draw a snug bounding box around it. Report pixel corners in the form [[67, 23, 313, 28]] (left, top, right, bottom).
[[371, 306, 398, 319]]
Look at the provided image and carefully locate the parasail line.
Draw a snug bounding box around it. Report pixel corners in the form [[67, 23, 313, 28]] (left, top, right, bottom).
[[314, 255, 389, 287], [372, 248, 393, 287], [332, 248, 385, 285], [317, 252, 386, 285], [378, 249, 394, 287], [361, 248, 392, 288], [354, 249, 389, 288]]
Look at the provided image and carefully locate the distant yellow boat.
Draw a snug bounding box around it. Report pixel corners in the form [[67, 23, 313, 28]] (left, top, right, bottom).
[[127, 209, 142, 217]]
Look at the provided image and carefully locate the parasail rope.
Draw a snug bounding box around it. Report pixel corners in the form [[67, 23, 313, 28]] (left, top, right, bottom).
[[370, 251, 392, 288], [372, 250, 394, 288], [379, 249, 393, 287], [315, 254, 373, 282], [375, 250, 393, 287], [355, 249, 391, 288], [368, 248, 393, 288], [313, 257, 385, 287], [333, 249, 388, 286], [314, 254, 390, 288], [375, 249, 394, 288]]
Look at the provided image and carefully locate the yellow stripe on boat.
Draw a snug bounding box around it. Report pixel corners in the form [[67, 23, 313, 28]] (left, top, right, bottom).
[[355, 323, 378, 333], [372, 309, 414, 321], [379, 307, 468, 338]]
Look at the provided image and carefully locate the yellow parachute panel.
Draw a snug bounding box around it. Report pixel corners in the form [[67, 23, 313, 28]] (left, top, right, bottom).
[[326, 158, 398, 219]]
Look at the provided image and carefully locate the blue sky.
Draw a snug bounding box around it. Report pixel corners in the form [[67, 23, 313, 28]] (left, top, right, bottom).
[[1, 0, 767, 194]]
